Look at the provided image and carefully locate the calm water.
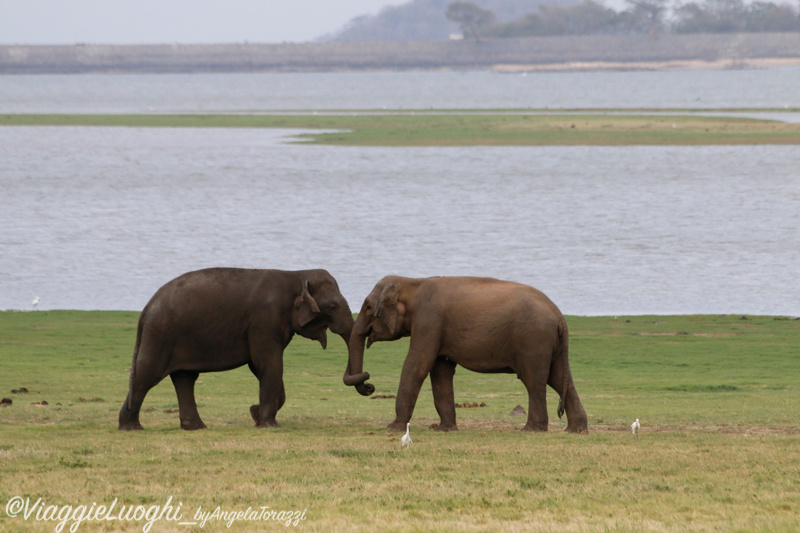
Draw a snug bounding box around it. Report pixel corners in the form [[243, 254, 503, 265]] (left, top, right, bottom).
[[2, 125, 798, 315], [2, 68, 800, 112]]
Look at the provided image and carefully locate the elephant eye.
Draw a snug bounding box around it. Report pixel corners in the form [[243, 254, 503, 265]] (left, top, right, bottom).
[[324, 304, 337, 312]]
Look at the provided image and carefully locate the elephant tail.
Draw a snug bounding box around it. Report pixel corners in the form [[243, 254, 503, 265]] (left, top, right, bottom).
[[125, 307, 147, 410], [556, 319, 569, 419]]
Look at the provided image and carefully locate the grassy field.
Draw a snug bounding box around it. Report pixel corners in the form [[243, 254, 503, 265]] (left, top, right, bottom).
[[3, 111, 800, 146], [1, 311, 798, 532]]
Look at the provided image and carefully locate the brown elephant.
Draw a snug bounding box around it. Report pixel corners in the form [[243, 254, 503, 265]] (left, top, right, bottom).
[[343, 275, 588, 434], [119, 267, 363, 431]]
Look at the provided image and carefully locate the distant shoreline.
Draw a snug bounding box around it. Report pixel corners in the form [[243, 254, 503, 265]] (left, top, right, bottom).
[[2, 33, 800, 74], [493, 57, 800, 72]]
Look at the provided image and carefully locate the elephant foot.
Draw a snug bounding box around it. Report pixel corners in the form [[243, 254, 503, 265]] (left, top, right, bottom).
[[250, 405, 280, 428], [118, 407, 143, 431], [566, 414, 589, 434], [565, 425, 589, 434], [521, 423, 548, 432], [386, 420, 408, 432], [180, 419, 207, 431], [434, 423, 458, 432]]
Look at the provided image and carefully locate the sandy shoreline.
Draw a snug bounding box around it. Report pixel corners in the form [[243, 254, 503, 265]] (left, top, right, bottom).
[[493, 57, 800, 72]]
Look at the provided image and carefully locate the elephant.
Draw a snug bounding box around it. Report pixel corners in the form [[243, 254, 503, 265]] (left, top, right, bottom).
[[119, 267, 360, 431], [343, 275, 589, 434]]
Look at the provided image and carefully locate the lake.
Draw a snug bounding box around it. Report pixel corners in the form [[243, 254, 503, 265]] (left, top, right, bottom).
[[1, 70, 799, 315], [2, 68, 800, 112]]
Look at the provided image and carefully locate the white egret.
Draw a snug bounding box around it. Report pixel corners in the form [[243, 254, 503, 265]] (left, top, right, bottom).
[[631, 418, 641, 440], [401, 423, 412, 448], [32, 296, 39, 311]]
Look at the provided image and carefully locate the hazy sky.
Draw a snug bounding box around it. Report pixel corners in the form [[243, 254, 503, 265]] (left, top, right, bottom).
[[0, 0, 404, 45]]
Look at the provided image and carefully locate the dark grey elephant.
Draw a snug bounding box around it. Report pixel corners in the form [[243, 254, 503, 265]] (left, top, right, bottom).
[[119, 267, 359, 431], [343, 275, 589, 434]]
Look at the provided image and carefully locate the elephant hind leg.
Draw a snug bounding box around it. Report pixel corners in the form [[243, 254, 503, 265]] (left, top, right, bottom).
[[119, 370, 163, 431], [430, 357, 458, 432], [170, 370, 207, 430], [119, 390, 145, 431], [547, 363, 589, 434]]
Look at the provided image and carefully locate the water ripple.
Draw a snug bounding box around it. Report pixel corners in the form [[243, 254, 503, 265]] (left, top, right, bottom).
[[1, 126, 797, 316]]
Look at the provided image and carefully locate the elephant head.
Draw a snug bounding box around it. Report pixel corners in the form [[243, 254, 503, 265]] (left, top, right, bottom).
[[292, 271, 354, 351], [343, 277, 409, 396]]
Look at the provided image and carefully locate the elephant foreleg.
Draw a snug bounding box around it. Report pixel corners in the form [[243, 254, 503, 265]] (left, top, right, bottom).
[[248, 340, 285, 428], [170, 370, 206, 430], [388, 342, 438, 432], [521, 381, 549, 432], [250, 379, 286, 427], [254, 376, 284, 428], [430, 357, 458, 431], [517, 362, 549, 431]]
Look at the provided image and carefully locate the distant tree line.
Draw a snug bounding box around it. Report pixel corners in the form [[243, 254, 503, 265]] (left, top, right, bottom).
[[445, 0, 800, 40]]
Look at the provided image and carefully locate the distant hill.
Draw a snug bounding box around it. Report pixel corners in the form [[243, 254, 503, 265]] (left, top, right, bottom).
[[325, 0, 578, 42]]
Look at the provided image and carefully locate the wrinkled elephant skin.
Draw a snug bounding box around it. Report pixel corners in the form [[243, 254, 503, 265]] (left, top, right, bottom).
[[119, 268, 353, 431], [345, 275, 589, 434]]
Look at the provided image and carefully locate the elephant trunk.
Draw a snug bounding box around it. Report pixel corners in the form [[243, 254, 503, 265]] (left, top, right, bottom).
[[339, 331, 350, 349], [343, 326, 374, 396], [330, 310, 354, 345]]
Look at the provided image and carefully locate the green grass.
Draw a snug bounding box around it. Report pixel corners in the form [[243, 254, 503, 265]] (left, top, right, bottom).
[[3, 112, 800, 145], [1, 311, 799, 531]]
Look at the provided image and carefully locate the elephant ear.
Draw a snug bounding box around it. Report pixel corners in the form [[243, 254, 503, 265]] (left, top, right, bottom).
[[375, 283, 404, 335], [373, 282, 394, 318], [295, 280, 321, 327]]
